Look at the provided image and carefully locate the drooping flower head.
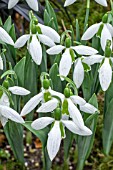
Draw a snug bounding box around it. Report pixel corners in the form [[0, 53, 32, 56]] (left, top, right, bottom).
[[8, 0, 39, 11], [64, 0, 107, 7], [47, 36, 98, 88], [14, 11, 60, 66]]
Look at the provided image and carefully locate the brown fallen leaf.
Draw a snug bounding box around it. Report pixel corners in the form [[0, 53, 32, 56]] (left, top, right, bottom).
[[0, 134, 5, 146], [34, 138, 42, 149]]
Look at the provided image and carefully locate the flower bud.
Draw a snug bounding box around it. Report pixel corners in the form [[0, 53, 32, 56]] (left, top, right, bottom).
[[102, 14, 108, 23], [65, 37, 71, 48], [2, 80, 9, 89], [64, 87, 70, 98], [43, 79, 50, 89], [54, 107, 61, 120]]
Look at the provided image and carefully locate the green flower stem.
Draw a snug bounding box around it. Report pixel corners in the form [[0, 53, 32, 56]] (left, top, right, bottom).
[[83, 0, 90, 32]]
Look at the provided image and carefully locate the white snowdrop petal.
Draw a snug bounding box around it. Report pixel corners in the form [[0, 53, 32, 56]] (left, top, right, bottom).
[[81, 23, 101, 40], [0, 56, 3, 70], [0, 27, 14, 45], [68, 98, 84, 128], [38, 23, 60, 43], [14, 35, 30, 48], [82, 55, 104, 65], [37, 99, 58, 113], [0, 115, 8, 127], [72, 45, 98, 55], [31, 117, 54, 130], [0, 105, 24, 123], [26, 0, 38, 11], [49, 89, 65, 102], [64, 0, 76, 6], [8, 86, 30, 96], [106, 23, 113, 37], [0, 93, 10, 107], [21, 92, 43, 116], [8, 0, 19, 9], [99, 58, 112, 91], [94, 0, 107, 6], [61, 114, 69, 120], [80, 103, 98, 114], [47, 121, 61, 161], [70, 95, 86, 106], [28, 35, 42, 65], [59, 49, 72, 79], [62, 120, 92, 136], [101, 25, 112, 51], [38, 34, 55, 47], [46, 45, 65, 55], [73, 59, 84, 88]]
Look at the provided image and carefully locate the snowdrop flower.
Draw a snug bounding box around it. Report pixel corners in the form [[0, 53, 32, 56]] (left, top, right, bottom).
[[64, 0, 107, 7], [31, 109, 92, 161], [61, 87, 98, 128], [47, 39, 98, 88], [82, 40, 113, 91], [15, 23, 60, 65], [8, 86, 30, 96], [0, 27, 14, 46], [8, 0, 39, 11], [0, 92, 24, 127], [20, 79, 64, 116], [82, 14, 113, 51]]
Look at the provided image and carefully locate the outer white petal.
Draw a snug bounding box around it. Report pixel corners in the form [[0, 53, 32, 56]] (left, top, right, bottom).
[[72, 45, 98, 55], [82, 55, 104, 65], [21, 92, 43, 116], [80, 103, 97, 114], [31, 117, 54, 130], [0, 115, 8, 127], [62, 120, 92, 136], [38, 23, 60, 43], [62, 114, 69, 120], [38, 34, 55, 47], [0, 93, 10, 107], [73, 59, 84, 88], [99, 58, 112, 91], [14, 35, 30, 48], [64, 0, 76, 6], [26, 0, 38, 11], [106, 23, 113, 37], [81, 23, 101, 40], [47, 121, 61, 161], [49, 89, 65, 102], [0, 56, 3, 70], [101, 25, 112, 51], [0, 27, 14, 45], [0, 105, 24, 123], [70, 95, 86, 106], [95, 0, 107, 7], [37, 99, 58, 113], [59, 49, 72, 79], [8, 86, 30, 96], [8, 0, 19, 9], [46, 45, 65, 55], [68, 98, 84, 128], [28, 35, 42, 65]]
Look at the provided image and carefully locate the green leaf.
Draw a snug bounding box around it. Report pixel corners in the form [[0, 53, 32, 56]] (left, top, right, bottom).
[[45, 0, 58, 31], [3, 16, 12, 32], [1, 70, 16, 79], [14, 57, 26, 87], [49, 63, 62, 92], [103, 98, 113, 155], [77, 94, 98, 170], [4, 121, 24, 163]]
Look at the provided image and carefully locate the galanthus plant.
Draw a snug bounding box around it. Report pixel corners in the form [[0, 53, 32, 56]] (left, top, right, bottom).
[[1, 0, 113, 170]]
